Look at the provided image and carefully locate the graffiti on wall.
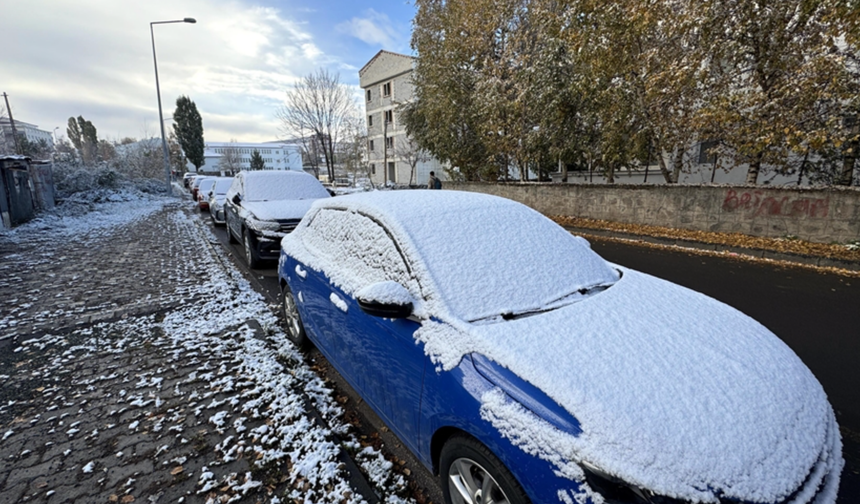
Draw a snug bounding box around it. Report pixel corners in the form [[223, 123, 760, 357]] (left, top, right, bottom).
[[722, 189, 829, 218]]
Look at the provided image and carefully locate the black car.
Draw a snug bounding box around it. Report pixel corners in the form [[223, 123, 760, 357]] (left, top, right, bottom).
[[223, 170, 330, 268]]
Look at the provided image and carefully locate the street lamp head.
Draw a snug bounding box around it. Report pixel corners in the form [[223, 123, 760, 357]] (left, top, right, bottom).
[[184, 17, 196, 23]]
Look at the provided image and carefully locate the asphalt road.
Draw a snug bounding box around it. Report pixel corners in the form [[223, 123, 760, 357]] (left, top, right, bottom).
[[587, 237, 860, 503], [203, 211, 859, 503]]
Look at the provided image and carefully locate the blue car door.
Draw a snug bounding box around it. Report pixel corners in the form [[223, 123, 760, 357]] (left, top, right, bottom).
[[338, 291, 426, 447], [294, 208, 428, 447]]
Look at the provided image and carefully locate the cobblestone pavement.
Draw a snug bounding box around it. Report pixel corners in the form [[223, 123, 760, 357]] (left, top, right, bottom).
[[0, 197, 409, 504], [0, 200, 201, 340]]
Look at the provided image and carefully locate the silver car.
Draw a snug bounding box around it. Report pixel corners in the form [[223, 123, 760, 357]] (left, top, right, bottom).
[[208, 177, 234, 225]]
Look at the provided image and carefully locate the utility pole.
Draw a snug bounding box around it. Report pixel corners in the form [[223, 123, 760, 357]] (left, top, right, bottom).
[[2, 93, 22, 155]]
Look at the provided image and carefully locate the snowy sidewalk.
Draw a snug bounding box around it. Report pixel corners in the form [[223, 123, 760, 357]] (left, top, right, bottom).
[[0, 195, 411, 504]]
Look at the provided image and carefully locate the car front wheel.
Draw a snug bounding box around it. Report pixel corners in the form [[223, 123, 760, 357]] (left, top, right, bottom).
[[243, 228, 262, 269], [227, 217, 238, 243], [281, 283, 308, 348], [440, 435, 530, 504]]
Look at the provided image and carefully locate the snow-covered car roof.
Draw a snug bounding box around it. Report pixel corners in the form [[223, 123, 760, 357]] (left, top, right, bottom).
[[240, 170, 330, 202], [292, 190, 618, 323]]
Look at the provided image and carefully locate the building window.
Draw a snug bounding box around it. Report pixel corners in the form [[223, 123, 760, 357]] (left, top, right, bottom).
[[384, 110, 393, 124], [698, 140, 719, 164], [369, 140, 375, 151], [368, 115, 373, 127], [385, 137, 394, 149], [383, 82, 391, 97], [370, 163, 376, 174], [366, 89, 372, 101]]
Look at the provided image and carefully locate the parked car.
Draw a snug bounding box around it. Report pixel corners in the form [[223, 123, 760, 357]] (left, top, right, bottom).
[[183, 172, 196, 188], [208, 177, 234, 226], [277, 190, 842, 504], [195, 177, 218, 211], [190, 176, 209, 201], [225, 170, 330, 268]]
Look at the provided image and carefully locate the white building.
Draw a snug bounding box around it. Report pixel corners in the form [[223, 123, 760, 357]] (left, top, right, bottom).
[[359, 50, 445, 186], [189, 141, 303, 175], [0, 118, 54, 151]]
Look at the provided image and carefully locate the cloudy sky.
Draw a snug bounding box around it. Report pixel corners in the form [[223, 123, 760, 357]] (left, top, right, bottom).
[[2, 0, 415, 143]]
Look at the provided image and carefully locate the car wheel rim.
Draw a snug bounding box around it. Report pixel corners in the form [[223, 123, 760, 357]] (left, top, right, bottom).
[[244, 234, 252, 261], [448, 458, 509, 504], [283, 291, 300, 338]]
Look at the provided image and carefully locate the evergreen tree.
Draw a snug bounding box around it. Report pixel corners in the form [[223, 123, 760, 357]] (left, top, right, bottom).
[[66, 116, 98, 164], [173, 95, 205, 170], [250, 149, 265, 170]]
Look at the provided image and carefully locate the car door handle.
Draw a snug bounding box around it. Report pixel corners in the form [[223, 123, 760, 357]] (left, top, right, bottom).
[[329, 293, 348, 313], [295, 265, 307, 279]]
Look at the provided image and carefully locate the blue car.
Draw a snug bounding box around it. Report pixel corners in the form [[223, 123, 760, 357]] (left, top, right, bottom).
[[277, 190, 842, 504]]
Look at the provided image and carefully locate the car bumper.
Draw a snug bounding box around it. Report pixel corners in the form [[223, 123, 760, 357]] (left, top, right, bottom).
[[211, 208, 226, 224], [251, 230, 288, 260]]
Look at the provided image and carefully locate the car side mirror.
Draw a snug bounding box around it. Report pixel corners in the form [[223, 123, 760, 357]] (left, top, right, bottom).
[[356, 281, 414, 319], [232, 194, 241, 205]]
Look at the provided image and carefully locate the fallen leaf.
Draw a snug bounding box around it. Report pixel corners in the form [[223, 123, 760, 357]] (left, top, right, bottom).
[[170, 466, 184, 476], [121, 496, 135, 503]]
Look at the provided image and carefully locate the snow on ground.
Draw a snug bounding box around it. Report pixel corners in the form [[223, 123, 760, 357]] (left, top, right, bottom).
[[0, 191, 413, 503]]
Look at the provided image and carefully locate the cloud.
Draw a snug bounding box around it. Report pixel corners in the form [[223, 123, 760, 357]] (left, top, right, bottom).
[[336, 9, 401, 48], [0, 0, 345, 143]]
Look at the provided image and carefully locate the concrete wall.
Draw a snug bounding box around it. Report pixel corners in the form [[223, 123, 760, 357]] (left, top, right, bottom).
[[451, 182, 860, 244]]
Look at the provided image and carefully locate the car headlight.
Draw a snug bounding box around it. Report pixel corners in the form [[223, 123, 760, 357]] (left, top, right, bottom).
[[471, 354, 581, 434], [246, 217, 281, 234], [580, 461, 688, 504]]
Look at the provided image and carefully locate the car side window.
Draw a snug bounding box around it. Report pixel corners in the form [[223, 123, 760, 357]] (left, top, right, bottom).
[[226, 175, 242, 202], [302, 209, 412, 291]]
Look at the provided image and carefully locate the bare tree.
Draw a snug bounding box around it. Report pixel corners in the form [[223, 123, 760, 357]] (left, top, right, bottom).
[[394, 135, 431, 186], [277, 69, 357, 182], [339, 115, 370, 187], [295, 126, 322, 179], [218, 139, 242, 175]]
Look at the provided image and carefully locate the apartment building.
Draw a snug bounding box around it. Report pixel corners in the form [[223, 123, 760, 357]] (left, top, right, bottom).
[[359, 50, 445, 186], [0, 118, 54, 152]]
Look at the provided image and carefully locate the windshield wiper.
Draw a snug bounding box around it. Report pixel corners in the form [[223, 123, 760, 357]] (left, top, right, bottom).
[[487, 278, 621, 323]]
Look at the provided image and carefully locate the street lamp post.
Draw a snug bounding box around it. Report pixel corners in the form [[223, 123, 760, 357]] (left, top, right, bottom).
[[150, 17, 195, 196]]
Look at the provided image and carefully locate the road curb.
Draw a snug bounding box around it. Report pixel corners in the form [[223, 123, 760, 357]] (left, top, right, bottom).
[[564, 226, 860, 273]]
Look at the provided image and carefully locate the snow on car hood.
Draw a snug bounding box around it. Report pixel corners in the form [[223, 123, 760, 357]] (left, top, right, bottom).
[[416, 266, 840, 503], [242, 199, 316, 222]]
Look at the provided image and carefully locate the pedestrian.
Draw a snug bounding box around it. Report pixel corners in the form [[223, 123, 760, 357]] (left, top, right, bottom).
[[428, 171, 442, 190]]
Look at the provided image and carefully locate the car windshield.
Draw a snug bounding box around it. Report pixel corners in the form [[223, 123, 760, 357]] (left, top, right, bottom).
[[213, 178, 233, 195], [198, 179, 217, 194], [393, 194, 620, 322], [244, 172, 330, 202]]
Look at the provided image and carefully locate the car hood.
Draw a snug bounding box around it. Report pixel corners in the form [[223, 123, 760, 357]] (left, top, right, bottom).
[[242, 199, 315, 221], [419, 267, 838, 502]]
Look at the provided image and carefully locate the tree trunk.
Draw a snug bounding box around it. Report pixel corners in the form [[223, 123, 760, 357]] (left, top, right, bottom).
[[657, 150, 674, 183], [671, 148, 683, 183], [837, 144, 856, 186], [560, 158, 567, 183], [746, 152, 763, 185], [796, 150, 809, 186]]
